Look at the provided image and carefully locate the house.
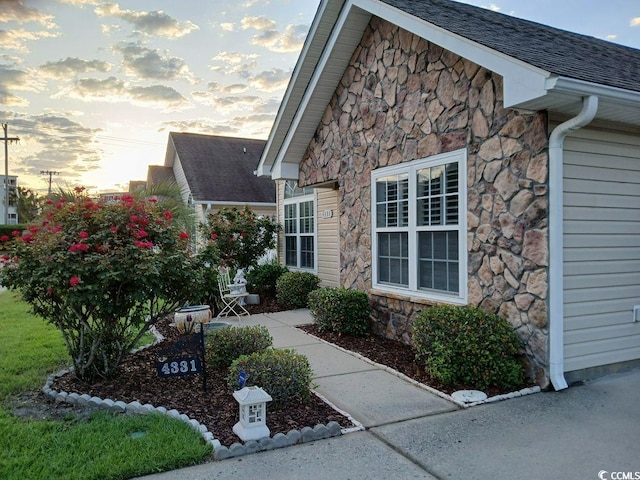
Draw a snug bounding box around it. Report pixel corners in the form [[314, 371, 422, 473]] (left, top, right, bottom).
[[152, 132, 276, 224], [256, 0, 640, 389], [1, 175, 19, 225]]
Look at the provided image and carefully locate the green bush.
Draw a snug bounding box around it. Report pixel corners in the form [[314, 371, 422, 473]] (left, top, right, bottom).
[[308, 287, 371, 336], [227, 349, 314, 407], [206, 325, 272, 370], [276, 271, 320, 309], [246, 260, 288, 297], [412, 305, 525, 390]]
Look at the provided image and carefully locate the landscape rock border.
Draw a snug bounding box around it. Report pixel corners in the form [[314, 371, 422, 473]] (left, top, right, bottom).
[[298, 327, 541, 408], [40, 328, 365, 461]]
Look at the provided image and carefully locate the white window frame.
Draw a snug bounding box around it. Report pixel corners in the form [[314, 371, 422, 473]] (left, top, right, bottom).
[[371, 149, 467, 304], [282, 181, 317, 272]]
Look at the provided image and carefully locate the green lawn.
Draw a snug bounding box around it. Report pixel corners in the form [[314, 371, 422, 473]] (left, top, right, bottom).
[[0, 290, 212, 480]]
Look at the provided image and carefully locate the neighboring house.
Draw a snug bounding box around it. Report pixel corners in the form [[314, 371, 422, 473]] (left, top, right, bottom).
[[1, 175, 19, 225], [151, 132, 276, 225], [257, 0, 640, 389]]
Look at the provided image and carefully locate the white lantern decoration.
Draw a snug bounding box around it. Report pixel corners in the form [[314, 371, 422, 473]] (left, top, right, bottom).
[[232, 386, 273, 441]]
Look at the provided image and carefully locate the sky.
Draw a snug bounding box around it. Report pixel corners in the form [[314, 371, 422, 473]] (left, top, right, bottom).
[[1, 0, 639, 195]]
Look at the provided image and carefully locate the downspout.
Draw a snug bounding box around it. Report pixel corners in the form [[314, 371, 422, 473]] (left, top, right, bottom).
[[548, 95, 599, 390]]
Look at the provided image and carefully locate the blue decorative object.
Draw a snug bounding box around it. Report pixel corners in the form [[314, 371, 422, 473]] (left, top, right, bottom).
[[238, 370, 247, 388]]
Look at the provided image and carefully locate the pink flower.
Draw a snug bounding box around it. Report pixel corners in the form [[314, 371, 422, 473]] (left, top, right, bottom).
[[134, 240, 154, 249], [135, 229, 148, 239], [179, 231, 189, 239], [69, 243, 89, 253], [69, 276, 81, 287], [12, 230, 20, 236], [45, 199, 54, 205], [74, 186, 85, 194], [110, 226, 117, 233], [211, 233, 218, 240], [28, 225, 38, 233], [0, 235, 9, 242], [164, 210, 173, 220], [78, 231, 89, 239], [50, 226, 63, 233], [47, 287, 54, 294], [21, 235, 34, 243]]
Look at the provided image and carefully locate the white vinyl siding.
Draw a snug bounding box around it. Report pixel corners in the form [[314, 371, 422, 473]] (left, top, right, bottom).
[[563, 128, 640, 373], [316, 188, 340, 287]]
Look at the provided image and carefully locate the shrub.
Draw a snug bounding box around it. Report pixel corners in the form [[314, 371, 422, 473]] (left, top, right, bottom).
[[206, 325, 272, 369], [0, 188, 197, 382], [198, 206, 280, 271], [276, 271, 320, 309], [308, 287, 371, 336], [227, 349, 314, 407], [246, 260, 288, 297], [412, 305, 525, 390]]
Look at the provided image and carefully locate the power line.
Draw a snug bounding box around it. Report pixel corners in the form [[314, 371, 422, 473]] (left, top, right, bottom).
[[40, 170, 60, 196]]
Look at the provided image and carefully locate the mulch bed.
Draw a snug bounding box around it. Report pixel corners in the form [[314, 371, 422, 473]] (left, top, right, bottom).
[[29, 301, 530, 447], [51, 316, 349, 447]]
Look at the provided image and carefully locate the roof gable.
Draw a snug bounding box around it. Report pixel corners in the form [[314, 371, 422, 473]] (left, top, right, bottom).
[[258, 0, 640, 179], [168, 133, 275, 204]]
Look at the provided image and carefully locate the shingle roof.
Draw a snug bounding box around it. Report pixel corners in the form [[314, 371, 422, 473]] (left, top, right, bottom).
[[169, 133, 275, 203], [381, 0, 640, 92], [147, 166, 176, 185]]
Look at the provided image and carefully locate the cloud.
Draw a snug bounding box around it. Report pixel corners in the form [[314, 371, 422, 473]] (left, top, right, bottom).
[[0, 28, 60, 53], [113, 42, 198, 83], [0, 1, 55, 27], [250, 23, 309, 53], [39, 57, 112, 79], [0, 110, 103, 189], [0, 64, 44, 105], [54, 76, 189, 109], [248, 68, 291, 92], [480, 3, 501, 12], [605, 34, 618, 41], [241, 16, 277, 30], [56, 0, 101, 6], [210, 51, 259, 76], [631, 18, 640, 27], [95, 3, 199, 38], [219, 22, 235, 32]]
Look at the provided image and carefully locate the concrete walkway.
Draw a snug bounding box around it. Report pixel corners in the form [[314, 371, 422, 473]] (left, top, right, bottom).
[[138, 310, 640, 480]]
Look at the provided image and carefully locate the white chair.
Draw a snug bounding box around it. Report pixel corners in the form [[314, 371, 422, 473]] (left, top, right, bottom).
[[217, 266, 250, 319]]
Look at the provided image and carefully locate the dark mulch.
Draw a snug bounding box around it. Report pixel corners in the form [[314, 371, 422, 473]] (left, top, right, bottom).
[[297, 325, 530, 398], [21, 300, 530, 447], [51, 316, 348, 447]]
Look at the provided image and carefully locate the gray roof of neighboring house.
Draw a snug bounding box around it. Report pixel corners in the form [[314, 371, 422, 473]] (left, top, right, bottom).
[[147, 166, 176, 185], [381, 0, 640, 93], [169, 132, 275, 203]]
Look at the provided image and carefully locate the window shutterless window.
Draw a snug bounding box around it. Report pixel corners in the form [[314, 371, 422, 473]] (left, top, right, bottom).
[[371, 149, 467, 303], [283, 181, 316, 270]]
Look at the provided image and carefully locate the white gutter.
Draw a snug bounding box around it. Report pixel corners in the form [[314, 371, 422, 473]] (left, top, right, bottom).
[[548, 95, 599, 391]]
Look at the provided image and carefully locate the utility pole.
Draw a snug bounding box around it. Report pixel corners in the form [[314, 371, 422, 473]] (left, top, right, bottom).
[[40, 170, 60, 196], [3, 123, 19, 225]]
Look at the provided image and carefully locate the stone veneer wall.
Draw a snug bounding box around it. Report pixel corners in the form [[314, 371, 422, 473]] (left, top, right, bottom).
[[298, 18, 550, 385]]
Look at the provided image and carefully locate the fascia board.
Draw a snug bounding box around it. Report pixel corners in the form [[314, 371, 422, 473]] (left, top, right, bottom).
[[272, 161, 300, 181], [546, 76, 640, 106], [271, 0, 366, 179], [257, 0, 343, 178]]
